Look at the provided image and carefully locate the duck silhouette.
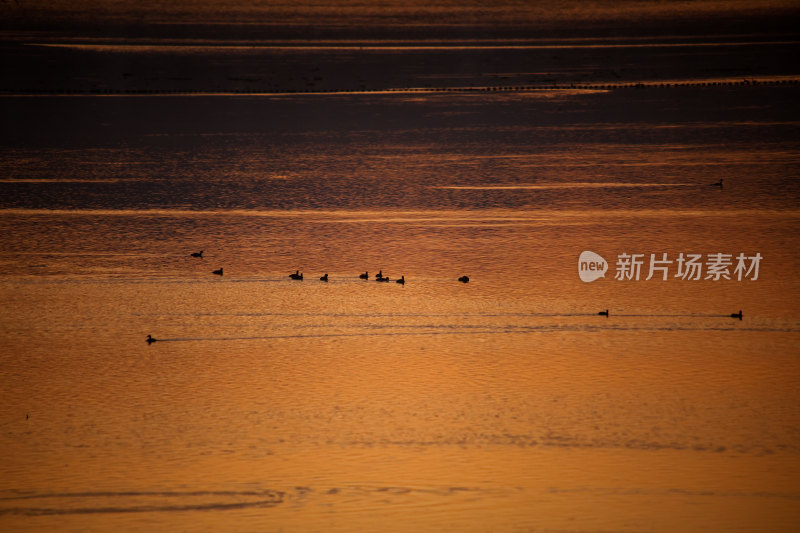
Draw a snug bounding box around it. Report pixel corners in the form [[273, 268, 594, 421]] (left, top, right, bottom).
[[190, 250, 203, 258], [598, 309, 609, 317], [730, 309, 743, 320], [711, 179, 723, 188], [359, 271, 369, 280], [376, 274, 390, 282], [396, 275, 405, 285], [458, 275, 470, 283], [289, 270, 303, 280], [320, 273, 328, 282], [375, 270, 383, 279], [146, 334, 157, 344], [212, 267, 223, 276]]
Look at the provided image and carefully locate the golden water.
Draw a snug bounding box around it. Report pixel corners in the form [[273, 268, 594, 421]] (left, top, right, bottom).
[[1, 34, 800, 532]]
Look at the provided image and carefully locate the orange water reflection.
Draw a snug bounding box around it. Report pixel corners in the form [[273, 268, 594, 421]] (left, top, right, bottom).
[[2, 224, 799, 530], [2, 57, 799, 530]]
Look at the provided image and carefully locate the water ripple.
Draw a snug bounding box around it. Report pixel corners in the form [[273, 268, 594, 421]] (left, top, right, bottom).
[[0, 489, 284, 516]]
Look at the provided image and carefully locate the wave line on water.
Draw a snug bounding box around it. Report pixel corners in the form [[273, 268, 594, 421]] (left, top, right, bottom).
[[435, 182, 697, 190], [0, 489, 284, 516], [150, 330, 508, 343], [0, 489, 281, 502], [3, 208, 800, 221], [29, 40, 800, 53], [145, 311, 753, 319], [146, 323, 790, 344]]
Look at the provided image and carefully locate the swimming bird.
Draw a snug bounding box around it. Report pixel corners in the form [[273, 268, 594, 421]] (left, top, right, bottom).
[[146, 334, 157, 344], [320, 273, 328, 282], [598, 309, 609, 317], [359, 271, 369, 280], [396, 275, 405, 285], [377, 274, 390, 282], [730, 309, 743, 320], [289, 270, 303, 280], [190, 250, 203, 258], [458, 275, 469, 283], [212, 267, 223, 276], [711, 179, 723, 188], [375, 270, 383, 279]]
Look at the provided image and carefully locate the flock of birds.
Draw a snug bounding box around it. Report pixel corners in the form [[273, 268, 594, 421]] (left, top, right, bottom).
[[187, 250, 470, 286], [146, 253, 471, 344], [145, 251, 741, 345], [290, 269, 411, 284]]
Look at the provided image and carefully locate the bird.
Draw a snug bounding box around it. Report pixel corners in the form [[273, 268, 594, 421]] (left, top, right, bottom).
[[396, 275, 405, 285], [375, 270, 383, 279], [359, 271, 369, 280], [146, 334, 157, 344], [377, 274, 390, 282], [212, 268, 223, 276], [289, 270, 303, 280], [190, 250, 203, 258], [598, 309, 609, 317], [458, 275, 470, 283], [730, 310, 743, 320], [320, 273, 328, 282], [710, 179, 723, 188]]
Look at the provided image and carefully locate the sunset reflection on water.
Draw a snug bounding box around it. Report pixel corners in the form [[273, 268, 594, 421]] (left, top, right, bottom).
[[2, 200, 799, 531], [2, 1, 800, 530]]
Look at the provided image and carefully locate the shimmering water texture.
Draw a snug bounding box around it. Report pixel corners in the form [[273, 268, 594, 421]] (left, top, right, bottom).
[[2, 8, 800, 532]]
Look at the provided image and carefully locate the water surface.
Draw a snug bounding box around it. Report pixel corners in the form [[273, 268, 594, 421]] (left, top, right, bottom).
[[1, 22, 800, 532]]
